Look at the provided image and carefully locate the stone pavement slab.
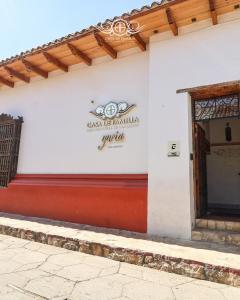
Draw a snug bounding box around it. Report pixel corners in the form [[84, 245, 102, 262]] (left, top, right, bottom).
[[0, 234, 239, 300], [0, 213, 239, 287]]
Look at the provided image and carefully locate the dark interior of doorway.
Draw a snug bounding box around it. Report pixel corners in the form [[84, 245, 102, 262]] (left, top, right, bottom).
[[193, 93, 240, 219]]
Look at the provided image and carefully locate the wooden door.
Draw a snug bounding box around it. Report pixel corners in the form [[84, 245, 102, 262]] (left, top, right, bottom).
[[193, 123, 209, 217]]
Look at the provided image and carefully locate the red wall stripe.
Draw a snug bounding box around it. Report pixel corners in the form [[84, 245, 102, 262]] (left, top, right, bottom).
[[0, 174, 147, 233]]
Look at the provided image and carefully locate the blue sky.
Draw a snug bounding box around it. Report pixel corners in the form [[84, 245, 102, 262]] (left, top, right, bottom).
[[0, 0, 150, 60]]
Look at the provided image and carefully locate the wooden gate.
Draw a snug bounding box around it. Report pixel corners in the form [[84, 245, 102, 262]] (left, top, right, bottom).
[[0, 114, 23, 187], [193, 123, 210, 217]]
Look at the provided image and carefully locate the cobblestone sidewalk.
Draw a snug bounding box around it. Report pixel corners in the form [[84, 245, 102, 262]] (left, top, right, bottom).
[[0, 234, 240, 300]]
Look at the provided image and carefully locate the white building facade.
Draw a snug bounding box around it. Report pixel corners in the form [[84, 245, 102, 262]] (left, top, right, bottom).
[[0, 1, 239, 239]]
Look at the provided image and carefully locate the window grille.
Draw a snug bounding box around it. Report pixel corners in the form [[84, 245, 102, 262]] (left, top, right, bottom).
[[193, 94, 240, 121], [0, 114, 23, 187]]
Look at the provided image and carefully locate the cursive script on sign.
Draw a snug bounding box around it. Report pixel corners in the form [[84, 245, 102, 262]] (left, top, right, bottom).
[[98, 131, 125, 150]]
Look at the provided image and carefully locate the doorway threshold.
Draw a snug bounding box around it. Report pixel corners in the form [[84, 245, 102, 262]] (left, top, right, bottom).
[[202, 212, 240, 222]]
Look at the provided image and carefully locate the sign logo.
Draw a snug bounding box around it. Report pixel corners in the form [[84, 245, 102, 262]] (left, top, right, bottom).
[[87, 100, 139, 150], [95, 18, 144, 39], [90, 101, 136, 120]]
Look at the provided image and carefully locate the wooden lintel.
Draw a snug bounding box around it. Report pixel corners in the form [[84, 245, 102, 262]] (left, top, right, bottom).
[[43, 52, 68, 72], [166, 8, 178, 36], [0, 76, 14, 88], [209, 0, 218, 25], [177, 80, 240, 94], [94, 32, 117, 59], [131, 33, 146, 51], [176, 80, 240, 100], [22, 59, 48, 79], [67, 43, 92, 66], [4, 66, 30, 83]]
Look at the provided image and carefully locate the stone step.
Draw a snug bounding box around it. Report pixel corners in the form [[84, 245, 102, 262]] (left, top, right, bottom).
[[192, 228, 240, 246], [196, 218, 240, 233]]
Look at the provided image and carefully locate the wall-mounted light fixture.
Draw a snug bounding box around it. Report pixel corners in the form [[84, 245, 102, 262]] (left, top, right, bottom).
[[225, 122, 232, 142]]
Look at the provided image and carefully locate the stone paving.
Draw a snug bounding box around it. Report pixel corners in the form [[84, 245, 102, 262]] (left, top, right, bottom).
[[0, 234, 240, 300]]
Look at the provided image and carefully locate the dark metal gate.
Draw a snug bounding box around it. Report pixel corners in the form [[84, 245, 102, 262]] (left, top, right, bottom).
[[0, 114, 23, 187]]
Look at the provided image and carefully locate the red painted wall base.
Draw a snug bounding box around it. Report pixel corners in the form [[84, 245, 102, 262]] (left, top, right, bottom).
[[0, 174, 147, 233]]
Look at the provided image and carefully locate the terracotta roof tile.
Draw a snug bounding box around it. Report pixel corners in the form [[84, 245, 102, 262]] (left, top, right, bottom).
[[0, 0, 174, 66]]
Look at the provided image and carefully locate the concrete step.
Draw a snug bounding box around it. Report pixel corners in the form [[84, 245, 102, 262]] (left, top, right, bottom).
[[196, 218, 240, 233], [192, 228, 240, 247]]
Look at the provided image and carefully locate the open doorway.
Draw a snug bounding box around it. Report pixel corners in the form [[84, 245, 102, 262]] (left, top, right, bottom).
[[193, 93, 240, 219]]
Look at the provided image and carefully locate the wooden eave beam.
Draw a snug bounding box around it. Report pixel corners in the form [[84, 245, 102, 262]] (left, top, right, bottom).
[[43, 52, 68, 72], [166, 8, 178, 36], [0, 76, 14, 88], [94, 32, 117, 59], [22, 59, 48, 79], [67, 43, 92, 66], [209, 0, 218, 25], [131, 33, 146, 51], [4, 66, 30, 83]]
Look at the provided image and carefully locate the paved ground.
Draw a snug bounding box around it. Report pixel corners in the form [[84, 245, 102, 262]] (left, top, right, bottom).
[[0, 235, 239, 299], [0, 213, 239, 270]]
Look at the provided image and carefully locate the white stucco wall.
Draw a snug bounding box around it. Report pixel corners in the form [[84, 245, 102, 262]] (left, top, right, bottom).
[[148, 12, 240, 238], [0, 50, 148, 174]]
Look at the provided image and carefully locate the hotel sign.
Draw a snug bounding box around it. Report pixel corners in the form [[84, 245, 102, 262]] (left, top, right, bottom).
[[87, 101, 139, 150], [87, 101, 139, 131]]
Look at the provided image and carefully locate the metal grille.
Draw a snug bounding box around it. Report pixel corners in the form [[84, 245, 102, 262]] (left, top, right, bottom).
[[193, 94, 240, 121], [0, 114, 23, 187]]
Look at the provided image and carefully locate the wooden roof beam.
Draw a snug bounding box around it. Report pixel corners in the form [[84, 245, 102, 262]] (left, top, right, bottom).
[[0, 76, 14, 88], [67, 43, 92, 66], [131, 33, 146, 51], [43, 52, 68, 72], [94, 32, 117, 59], [4, 66, 30, 83], [209, 0, 218, 25], [166, 8, 178, 36], [22, 59, 48, 79]]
